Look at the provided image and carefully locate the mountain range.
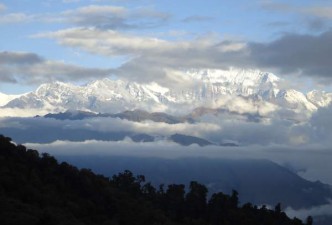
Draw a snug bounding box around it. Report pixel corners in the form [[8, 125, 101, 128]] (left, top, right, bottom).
[[1, 68, 331, 119]]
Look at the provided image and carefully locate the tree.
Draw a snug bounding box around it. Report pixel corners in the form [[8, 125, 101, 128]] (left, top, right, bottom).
[[208, 192, 229, 225], [230, 190, 239, 208], [164, 184, 185, 220], [111, 170, 145, 197], [306, 216, 313, 225], [185, 181, 208, 219], [275, 202, 281, 214], [0, 135, 309, 225]]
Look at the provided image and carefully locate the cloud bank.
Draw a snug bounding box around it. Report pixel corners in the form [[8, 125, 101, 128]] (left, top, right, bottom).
[[25, 138, 332, 186], [0, 104, 330, 185], [0, 51, 112, 84], [35, 26, 332, 86], [1, 3, 332, 88]]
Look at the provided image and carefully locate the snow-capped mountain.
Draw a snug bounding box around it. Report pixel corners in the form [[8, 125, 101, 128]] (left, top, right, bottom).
[[307, 90, 332, 107], [0, 92, 23, 107], [2, 68, 331, 117], [184, 68, 280, 98], [274, 89, 317, 112]]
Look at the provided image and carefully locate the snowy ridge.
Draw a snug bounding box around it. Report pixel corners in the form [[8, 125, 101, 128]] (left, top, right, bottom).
[[2, 68, 331, 116], [182, 68, 281, 100], [274, 89, 317, 111], [0, 92, 23, 107], [307, 90, 332, 107]]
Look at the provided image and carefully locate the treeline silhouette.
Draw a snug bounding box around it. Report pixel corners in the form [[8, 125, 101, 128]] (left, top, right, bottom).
[[0, 135, 312, 225]]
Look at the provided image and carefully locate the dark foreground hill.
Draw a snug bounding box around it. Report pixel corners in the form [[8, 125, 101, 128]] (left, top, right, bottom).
[[0, 135, 310, 225], [61, 155, 331, 209]]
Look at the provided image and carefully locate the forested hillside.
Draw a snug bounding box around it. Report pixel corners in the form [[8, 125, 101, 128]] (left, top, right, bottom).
[[0, 135, 311, 225]]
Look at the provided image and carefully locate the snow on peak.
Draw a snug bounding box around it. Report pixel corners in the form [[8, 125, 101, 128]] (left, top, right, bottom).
[[1, 68, 327, 117], [185, 68, 280, 84], [0, 92, 23, 107], [307, 90, 332, 107], [275, 89, 317, 111], [36, 81, 78, 96]]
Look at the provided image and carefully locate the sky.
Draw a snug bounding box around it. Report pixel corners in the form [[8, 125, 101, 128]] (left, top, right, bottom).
[[1, 0, 332, 94], [1, 1, 332, 218]]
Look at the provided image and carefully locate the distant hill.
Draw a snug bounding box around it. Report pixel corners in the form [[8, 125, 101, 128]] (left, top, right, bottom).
[[61, 155, 332, 209], [3, 112, 229, 146], [43, 109, 189, 124], [0, 134, 309, 225]]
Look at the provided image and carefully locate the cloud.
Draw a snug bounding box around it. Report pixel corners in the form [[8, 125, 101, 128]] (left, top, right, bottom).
[[307, 104, 332, 145], [260, 1, 332, 20], [285, 201, 332, 220], [0, 102, 317, 147], [0, 3, 6, 12], [23, 137, 332, 185], [2, 2, 330, 86], [0, 13, 35, 24], [182, 15, 214, 23], [0, 4, 169, 29], [59, 5, 131, 29], [0, 51, 112, 84], [249, 30, 332, 82], [213, 95, 279, 116], [265, 21, 290, 28], [0, 51, 43, 64], [63, 0, 80, 3], [36, 25, 332, 86], [0, 103, 332, 185], [35, 27, 251, 86], [36, 27, 173, 56], [0, 116, 220, 142], [259, 2, 332, 32], [201, 114, 297, 146], [306, 18, 327, 31], [260, 1, 293, 13], [0, 108, 51, 118], [302, 7, 332, 19]]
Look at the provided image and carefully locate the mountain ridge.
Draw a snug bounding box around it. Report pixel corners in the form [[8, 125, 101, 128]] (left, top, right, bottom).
[[1, 68, 331, 117]]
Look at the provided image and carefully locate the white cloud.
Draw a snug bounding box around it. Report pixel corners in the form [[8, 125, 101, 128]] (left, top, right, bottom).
[[130, 120, 220, 138], [0, 3, 169, 30], [24, 138, 332, 185], [0, 51, 112, 84], [35, 27, 250, 86], [2, 2, 331, 86], [214, 95, 278, 116], [59, 5, 128, 28], [34, 23, 332, 87], [0, 3, 6, 12], [0, 108, 51, 118], [0, 13, 34, 24], [35, 27, 177, 56]]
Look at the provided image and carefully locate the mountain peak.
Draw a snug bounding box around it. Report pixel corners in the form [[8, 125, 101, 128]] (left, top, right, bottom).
[[36, 80, 77, 94], [1, 69, 330, 117], [0, 92, 23, 107], [185, 68, 280, 84], [307, 90, 332, 107]]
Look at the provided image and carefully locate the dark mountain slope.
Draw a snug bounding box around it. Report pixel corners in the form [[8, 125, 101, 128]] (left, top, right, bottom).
[[43, 109, 188, 124], [60, 155, 332, 209], [0, 134, 308, 225]]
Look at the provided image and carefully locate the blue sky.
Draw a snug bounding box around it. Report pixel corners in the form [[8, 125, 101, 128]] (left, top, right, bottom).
[[1, 0, 332, 93]]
